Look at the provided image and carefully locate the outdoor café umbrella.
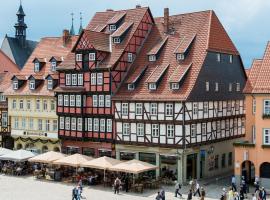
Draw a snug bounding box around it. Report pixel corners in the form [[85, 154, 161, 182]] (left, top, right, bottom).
[[82, 156, 122, 184], [53, 153, 93, 168], [0, 149, 36, 162], [0, 147, 13, 156], [28, 151, 66, 164]]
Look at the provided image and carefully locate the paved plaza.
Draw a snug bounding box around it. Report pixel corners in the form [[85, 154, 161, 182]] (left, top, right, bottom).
[[0, 174, 257, 200]]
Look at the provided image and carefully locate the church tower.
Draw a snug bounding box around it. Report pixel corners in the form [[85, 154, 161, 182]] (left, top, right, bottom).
[[14, 2, 27, 47]]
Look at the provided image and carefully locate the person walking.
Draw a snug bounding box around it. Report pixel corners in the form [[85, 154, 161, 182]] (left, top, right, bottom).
[[160, 188, 165, 200], [174, 181, 182, 197], [234, 192, 240, 200], [252, 193, 256, 200], [239, 187, 244, 200], [228, 187, 234, 200], [187, 189, 193, 200], [193, 180, 201, 197], [190, 179, 195, 194], [77, 185, 82, 200], [114, 177, 121, 194], [261, 187, 267, 200], [220, 188, 227, 200], [72, 187, 78, 200], [124, 175, 129, 193], [200, 187, 206, 200], [231, 175, 237, 192], [155, 191, 161, 200]]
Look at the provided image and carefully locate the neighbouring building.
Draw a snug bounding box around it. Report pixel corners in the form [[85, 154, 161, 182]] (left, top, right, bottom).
[[112, 8, 247, 183], [234, 42, 270, 188], [55, 6, 154, 157], [4, 31, 78, 153], [0, 50, 20, 148], [1, 3, 37, 69]]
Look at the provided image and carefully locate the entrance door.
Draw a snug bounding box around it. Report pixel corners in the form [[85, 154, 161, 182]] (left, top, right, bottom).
[[200, 150, 206, 179], [186, 154, 197, 180]]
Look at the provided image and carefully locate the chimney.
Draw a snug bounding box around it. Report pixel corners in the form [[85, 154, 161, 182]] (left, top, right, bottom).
[[62, 29, 70, 47], [136, 4, 141, 8], [164, 8, 169, 33]]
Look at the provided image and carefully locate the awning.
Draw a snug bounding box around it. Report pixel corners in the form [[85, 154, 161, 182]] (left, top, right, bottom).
[[82, 156, 122, 170], [0, 148, 13, 156], [0, 149, 36, 162], [53, 153, 93, 167], [28, 151, 66, 164]]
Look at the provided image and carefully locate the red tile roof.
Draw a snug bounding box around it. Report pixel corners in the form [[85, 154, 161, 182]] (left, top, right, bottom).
[[0, 49, 20, 73], [107, 12, 126, 24], [244, 42, 270, 94], [93, 24, 107, 32], [169, 64, 192, 83], [33, 58, 46, 63], [146, 64, 169, 83], [113, 10, 240, 101], [57, 52, 75, 71], [126, 65, 148, 84], [147, 36, 168, 55], [174, 34, 196, 54], [111, 22, 133, 38], [46, 74, 59, 80], [0, 72, 14, 92], [29, 74, 44, 80]]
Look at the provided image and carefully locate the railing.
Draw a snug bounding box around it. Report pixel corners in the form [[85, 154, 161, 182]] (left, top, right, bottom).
[[233, 140, 255, 148]]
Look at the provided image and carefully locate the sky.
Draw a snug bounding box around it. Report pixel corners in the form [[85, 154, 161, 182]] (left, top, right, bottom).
[[1, 0, 270, 68]]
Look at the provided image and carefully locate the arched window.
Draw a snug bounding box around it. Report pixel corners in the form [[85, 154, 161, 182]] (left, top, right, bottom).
[[260, 162, 270, 179], [42, 146, 48, 153], [17, 143, 22, 150], [53, 147, 60, 152]]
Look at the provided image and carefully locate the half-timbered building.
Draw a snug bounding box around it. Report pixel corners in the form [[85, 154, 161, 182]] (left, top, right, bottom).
[[4, 31, 77, 153], [55, 6, 154, 157], [112, 8, 247, 183]]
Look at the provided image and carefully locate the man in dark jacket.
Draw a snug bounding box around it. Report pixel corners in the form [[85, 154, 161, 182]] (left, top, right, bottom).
[[187, 189, 193, 200], [72, 187, 78, 200]]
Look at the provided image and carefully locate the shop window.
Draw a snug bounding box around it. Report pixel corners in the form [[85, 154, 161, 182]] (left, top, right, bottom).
[[214, 155, 219, 169], [83, 148, 95, 157], [221, 153, 226, 168]]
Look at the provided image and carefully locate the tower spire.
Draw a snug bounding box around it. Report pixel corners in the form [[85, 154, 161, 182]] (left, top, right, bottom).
[[78, 12, 83, 34], [70, 13, 75, 36], [15, 0, 27, 47]]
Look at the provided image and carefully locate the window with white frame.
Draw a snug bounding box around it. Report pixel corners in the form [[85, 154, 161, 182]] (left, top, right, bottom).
[[229, 83, 232, 92], [202, 123, 207, 135], [53, 120, 57, 131], [0, 94, 6, 102], [66, 74, 71, 85], [191, 124, 197, 137], [29, 80, 35, 90], [12, 99, 17, 109], [252, 125, 256, 144], [89, 53, 96, 61], [252, 99, 256, 115], [205, 82, 209, 92], [193, 103, 198, 115], [99, 95, 104, 107], [94, 118, 99, 131], [122, 103, 128, 115], [225, 119, 230, 130], [176, 53, 185, 61], [51, 61, 57, 71], [148, 83, 156, 90], [135, 103, 143, 115], [36, 99, 40, 110], [100, 119, 105, 132], [228, 101, 232, 112], [1, 112, 8, 127], [167, 124, 174, 138], [77, 118, 82, 131], [21, 118, 26, 128], [137, 123, 144, 136], [109, 24, 116, 31], [216, 121, 221, 132], [123, 123, 130, 135], [218, 101, 223, 112], [150, 103, 157, 115], [38, 119, 43, 131], [93, 95, 98, 107], [76, 95, 81, 107], [48, 79, 53, 90], [264, 100, 270, 115], [78, 74, 83, 86], [29, 118, 33, 130], [71, 118, 76, 130], [19, 99, 24, 109], [148, 55, 156, 62], [152, 124, 159, 137], [215, 82, 219, 92], [70, 95, 75, 106], [233, 118, 238, 128], [87, 118, 92, 131], [60, 117, 64, 129], [51, 100, 55, 111], [128, 84, 135, 90], [76, 54, 82, 62], [235, 101, 240, 110], [97, 73, 103, 85], [113, 37, 121, 44], [13, 81, 18, 90], [65, 117, 70, 130], [72, 74, 77, 85], [127, 53, 133, 63], [91, 73, 96, 85], [27, 100, 31, 110], [107, 119, 112, 132], [217, 53, 221, 62], [171, 83, 179, 90], [14, 117, 19, 129], [105, 95, 111, 107], [264, 129, 270, 145], [166, 103, 173, 116], [45, 120, 50, 131], [58, 95, 63, 106], [34, 62, 40, 72], [229, 55, 233, 63], [236, 83, 240, 92], [203, 102, 208, 114], [43, 100, 48, 111], [64, 95, 69, 106]]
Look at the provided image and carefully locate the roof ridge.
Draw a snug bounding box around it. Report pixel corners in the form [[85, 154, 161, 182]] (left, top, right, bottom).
[[95, 6, 149, 14]]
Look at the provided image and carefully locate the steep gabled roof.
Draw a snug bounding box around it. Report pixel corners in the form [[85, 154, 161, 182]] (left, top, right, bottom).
[[0, 72, 15, 93], [0, 49, 20, 73], [174, 34, 196, 54], [126, 65, 148, 84], [169, 64, 192, 83], [146, 64, 169, 83], [111, 22, 133, 37], [147, 36, 168, 55], [57, 52, 76, 71], [107, 12, 126, 24]]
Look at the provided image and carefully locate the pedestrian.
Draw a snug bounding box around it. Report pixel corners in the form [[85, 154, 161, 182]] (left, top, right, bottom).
[[190, 179, 195, 194], [160, 188, 165, 200], [200, 187, 206, 200], [261, 187, 267, 200], [155, 191, 161, 200], [114, 177, 121, 194], [239, 187, 244, 200], [220, 188, 227, 200], [228, 187, 234, 200], [252, 193, 256, 200], [72, 187, 78, 200], [234, 192, 240, 200], [78, 179, 83, 191], [124, 175, 129, 192], [77, 185, 82, 200], [254, 177, 260, 193], [193, 180, 201, 197], [231, 175, 237, 192], [187, 189, 193, 200], [174, 181, 182, 197]]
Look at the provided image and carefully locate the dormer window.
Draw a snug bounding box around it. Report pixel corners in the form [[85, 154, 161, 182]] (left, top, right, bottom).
[[148, 83, 156, 90], [170, 83, 179, 90], [76, 54, 82, 62], [34, 62, 40, 72], [128, 84, 135, 90], [89, 53, 95, 61], [109, 24, 116, 31], [148, 55, 156, 62], [29, 80, 35, 90], [51, 61, 57, 72], [13, 81, 18, 90], [48, 80, 53, 90], [127, 53, 133, 63], [113, 37, 121, 44], [176, 53, 185, 61]]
